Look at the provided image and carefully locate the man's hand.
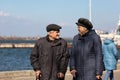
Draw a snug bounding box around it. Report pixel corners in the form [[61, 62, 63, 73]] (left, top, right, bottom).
[[35, 70, 41, 79], [57, 72, 64, 78], [70, 69, 77, 77]]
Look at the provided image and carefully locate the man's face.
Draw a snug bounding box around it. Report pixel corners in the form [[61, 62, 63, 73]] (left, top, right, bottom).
[[48, 30, 60, 40]]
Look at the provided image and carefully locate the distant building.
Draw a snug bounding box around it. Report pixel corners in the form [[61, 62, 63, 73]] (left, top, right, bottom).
[[116, 17, 120, 34], [95, 17, 120, 45], [95, 30, 108, 34]]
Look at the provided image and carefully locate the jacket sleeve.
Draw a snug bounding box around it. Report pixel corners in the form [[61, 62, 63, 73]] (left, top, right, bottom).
[[59, 41, 70, 74], [94, 36, 104, 75], [30, 41, 41, 71], [70, 37, 76, 71], [112, 43, 118, 61]]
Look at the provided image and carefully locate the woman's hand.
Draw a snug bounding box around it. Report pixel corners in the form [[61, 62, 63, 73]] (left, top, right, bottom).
[[96, 75, 102, 80], [70, 69, 77, 77]]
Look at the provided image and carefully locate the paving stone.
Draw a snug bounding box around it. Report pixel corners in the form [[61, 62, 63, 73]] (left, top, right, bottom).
[[0, 61, 120, 80]]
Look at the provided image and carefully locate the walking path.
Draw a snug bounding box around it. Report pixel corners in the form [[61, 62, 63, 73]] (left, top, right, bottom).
[[0, 61, 120, 80]]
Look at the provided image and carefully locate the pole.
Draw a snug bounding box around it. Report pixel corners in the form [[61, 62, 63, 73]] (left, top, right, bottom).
[[89, 0, 92, 22]]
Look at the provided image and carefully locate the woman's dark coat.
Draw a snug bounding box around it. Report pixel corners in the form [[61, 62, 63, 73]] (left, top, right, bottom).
[[30, 36, 69, 80], [70, 30, 104, 80]]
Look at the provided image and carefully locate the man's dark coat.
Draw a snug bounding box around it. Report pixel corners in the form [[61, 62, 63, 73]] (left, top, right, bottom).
[[30, 36, 69, 80]]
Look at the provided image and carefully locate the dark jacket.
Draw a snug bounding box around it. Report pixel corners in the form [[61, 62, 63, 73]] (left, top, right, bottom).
[[30, 36, 69, 80], [70, 30, 104, 80]]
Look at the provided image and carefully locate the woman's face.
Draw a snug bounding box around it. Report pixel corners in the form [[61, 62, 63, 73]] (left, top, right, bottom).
[[78, 26, 88, 35]]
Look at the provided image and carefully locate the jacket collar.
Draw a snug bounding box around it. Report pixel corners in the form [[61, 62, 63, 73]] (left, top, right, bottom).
[[78, 29, 96, 40], [46, 35, 61, 46]]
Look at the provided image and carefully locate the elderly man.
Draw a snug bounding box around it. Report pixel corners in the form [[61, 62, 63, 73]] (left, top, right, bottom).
[[30, 24, 69, 80]]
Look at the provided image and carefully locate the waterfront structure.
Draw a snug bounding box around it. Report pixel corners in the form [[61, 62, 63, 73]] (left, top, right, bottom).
[[97, 17, 120, 46], [0, 43, 34, 48], [116, 16, 120, 34]]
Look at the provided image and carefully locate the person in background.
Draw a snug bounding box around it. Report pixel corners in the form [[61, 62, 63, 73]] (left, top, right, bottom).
[[70, 18, 104, 80], [102, 37, 118, 80], [30, 24, 69, 80]]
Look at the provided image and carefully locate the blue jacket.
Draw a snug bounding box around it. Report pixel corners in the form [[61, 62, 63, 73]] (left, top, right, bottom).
[[102, 39, 118, 70]]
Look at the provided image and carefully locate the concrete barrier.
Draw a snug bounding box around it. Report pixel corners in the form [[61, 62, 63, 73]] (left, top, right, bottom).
[[0, 43, 34, 48], [0, 43, 72, 48], [0, 43, 13, 48]]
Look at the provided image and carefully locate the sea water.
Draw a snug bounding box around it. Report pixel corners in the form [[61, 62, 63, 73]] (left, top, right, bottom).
[[0, 48, 32, 71], [0, 40, 120, 71]]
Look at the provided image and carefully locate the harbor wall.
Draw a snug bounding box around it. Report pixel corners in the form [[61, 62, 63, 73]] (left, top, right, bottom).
[[0, 43, 34, 48], [0, 43, 72, 48]]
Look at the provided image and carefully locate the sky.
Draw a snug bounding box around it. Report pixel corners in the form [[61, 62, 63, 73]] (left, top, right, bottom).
[[0, 0, 120, 38]]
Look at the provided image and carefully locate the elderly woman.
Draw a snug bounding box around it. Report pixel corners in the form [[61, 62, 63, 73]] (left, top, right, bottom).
[[70, 18, 104, 80]]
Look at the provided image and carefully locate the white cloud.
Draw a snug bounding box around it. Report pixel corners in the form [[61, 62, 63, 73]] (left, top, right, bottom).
[[0, 11, 10, 17], [0, 10, 25, 20], [16, 16, 26, 20]]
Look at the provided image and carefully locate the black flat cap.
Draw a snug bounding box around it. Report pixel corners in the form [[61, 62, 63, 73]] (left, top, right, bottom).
[[46, 24, 62, 32], [76, 18, 93, 30]]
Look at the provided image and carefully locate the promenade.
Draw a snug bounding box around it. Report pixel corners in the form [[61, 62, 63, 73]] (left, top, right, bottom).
[[0, 61, 120, 80]]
